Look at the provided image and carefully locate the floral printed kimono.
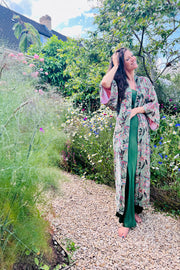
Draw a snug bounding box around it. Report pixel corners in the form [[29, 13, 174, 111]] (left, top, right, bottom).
[[100, 76, 160, 215]]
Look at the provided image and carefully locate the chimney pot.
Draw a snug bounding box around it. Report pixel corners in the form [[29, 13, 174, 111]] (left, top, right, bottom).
[[39, 15, 51, 30]]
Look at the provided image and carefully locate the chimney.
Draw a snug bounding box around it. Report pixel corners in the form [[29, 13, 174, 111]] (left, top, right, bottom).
[[39, 15, 52, 31]]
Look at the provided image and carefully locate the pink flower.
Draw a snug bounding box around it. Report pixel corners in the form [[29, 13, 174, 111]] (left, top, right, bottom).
[[8, 53, 15, 57], [103, 113, 107, 115], [35, 89, 38, 92], [45, 72, 48, 75], [22, 60, 28, 64], [82, 108, 85, 111], [40, 68, 43, 71], [39, 128, 45, 133], [169, 99, 172, 102], [22, 72, 27, 75], [29, 63, 35, 67], [18, 53, 24, 57], [40, 58, 44, 62], [34, 54, 39, 59], [31, 71, 39, 78], [39, 89, 44, 95]]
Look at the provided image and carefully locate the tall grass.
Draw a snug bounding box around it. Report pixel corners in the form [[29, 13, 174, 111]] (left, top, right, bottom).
[[0, 52, 67, 268]]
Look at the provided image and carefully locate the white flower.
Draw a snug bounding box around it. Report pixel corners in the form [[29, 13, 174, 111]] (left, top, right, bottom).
[[174, 154, 179, 159], [98, 160, 102, 163], [173, 166, 178, 171], [173, 131, 177, 135]]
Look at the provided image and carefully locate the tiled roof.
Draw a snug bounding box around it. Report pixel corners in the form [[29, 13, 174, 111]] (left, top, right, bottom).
[[0, 4, 67, 51]]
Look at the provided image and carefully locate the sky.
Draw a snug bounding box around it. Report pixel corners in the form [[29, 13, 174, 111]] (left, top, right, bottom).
[[4, 0, 99, 38]]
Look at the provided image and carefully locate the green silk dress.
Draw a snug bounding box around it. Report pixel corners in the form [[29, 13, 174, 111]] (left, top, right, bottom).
[[119, 89, 138, 227]]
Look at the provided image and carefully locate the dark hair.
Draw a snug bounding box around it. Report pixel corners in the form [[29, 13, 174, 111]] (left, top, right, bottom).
[[109, 47, 128, 114]]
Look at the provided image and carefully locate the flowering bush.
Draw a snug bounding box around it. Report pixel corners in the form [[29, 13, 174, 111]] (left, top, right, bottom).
[[27, 35, 69, 94], [62, 105, 180, 212], [150, 113, 180, 213], [61, 105, 116, 185]]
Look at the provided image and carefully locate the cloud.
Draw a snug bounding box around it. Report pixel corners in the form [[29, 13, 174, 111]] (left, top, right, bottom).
[[9, 0, 33, 16], [56, 12, 97, 38], [8, 0, 22, 4], [60, 25, 84, 38], [30, 0, 94, 28]]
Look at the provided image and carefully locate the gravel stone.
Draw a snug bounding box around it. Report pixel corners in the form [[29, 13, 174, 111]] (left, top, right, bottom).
[[45, 172, 180, 270]]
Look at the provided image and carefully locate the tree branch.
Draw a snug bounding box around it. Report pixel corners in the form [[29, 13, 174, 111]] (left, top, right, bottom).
[[155, 55, 180, 82], [138, 55, 153, 84], [132, 30, 141, 44], [138, 26, 145, 56]]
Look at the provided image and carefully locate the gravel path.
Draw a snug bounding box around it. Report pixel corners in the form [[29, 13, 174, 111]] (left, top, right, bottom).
[[46, 172, 180, 270]]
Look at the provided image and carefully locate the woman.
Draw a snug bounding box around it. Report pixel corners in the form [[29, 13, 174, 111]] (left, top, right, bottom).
[[100, 48, 160, 238]]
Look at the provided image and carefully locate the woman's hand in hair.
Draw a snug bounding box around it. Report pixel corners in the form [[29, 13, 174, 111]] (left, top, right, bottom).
[[112, 52, 119, 68]]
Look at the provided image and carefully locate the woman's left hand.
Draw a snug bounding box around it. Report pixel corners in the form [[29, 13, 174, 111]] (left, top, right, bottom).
[[130, 107, 145, 119]]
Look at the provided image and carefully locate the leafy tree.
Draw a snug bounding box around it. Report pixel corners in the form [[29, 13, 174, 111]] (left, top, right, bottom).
[[12, 15, 41, 52], [60, 34, 109, 111], [94, 0, 180, 84]]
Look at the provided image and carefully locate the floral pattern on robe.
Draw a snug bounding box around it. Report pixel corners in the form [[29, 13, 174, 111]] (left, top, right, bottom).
[[100, 76, 160, 215]]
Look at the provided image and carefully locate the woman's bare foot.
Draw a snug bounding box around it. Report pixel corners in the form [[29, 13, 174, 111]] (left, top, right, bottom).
[[135, 213, 142, 223], [118, 227, 129, 238]]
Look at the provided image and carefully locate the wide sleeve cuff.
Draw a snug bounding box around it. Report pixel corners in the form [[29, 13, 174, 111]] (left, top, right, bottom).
[[143, 87, 160, 131], [100, 86, 111, 105], [100, 80, 118, 111]]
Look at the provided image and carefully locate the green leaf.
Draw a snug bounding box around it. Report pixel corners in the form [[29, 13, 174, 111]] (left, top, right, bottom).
[[34, 258, 39, 266], [19, 33, 28, 52], [13, 23, 22, 39], [40, 265, 50, 270], [25, 250, 31, 256]]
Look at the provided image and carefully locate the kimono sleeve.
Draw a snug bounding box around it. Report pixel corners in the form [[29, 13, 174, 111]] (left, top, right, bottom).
[[100, 80, 118, 111], [143, 79, 160, 131]]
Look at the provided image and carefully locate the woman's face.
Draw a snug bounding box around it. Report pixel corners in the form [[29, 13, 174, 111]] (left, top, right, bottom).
[[124, 50, 138, 72]]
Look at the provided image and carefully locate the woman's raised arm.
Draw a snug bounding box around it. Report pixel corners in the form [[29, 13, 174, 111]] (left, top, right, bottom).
[[101, 52, 119, 88]]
